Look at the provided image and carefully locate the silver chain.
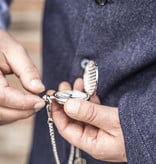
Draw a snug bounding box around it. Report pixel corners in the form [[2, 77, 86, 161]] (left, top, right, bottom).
[[44, 95, 86, 164], [45, 96, 75, 164], [47, 113, 61, 164]]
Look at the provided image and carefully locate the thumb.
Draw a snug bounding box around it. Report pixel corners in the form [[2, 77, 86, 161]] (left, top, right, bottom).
[[64, 99, 119, 130]]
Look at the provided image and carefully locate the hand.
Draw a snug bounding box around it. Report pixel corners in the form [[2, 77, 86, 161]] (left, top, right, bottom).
[[0, 29, 45, 124], [49, 78, 127, 162]]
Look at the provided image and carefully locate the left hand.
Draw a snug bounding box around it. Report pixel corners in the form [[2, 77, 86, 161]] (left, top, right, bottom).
[[48, 78, 127, 162]]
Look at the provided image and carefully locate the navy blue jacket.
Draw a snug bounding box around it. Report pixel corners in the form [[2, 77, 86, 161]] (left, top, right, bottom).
[[3, 0, 156, 163]]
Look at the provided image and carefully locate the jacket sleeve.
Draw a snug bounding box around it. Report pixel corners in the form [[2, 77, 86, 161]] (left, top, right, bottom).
[[119, 66, 156, 163], [0, 0, 11, 29]]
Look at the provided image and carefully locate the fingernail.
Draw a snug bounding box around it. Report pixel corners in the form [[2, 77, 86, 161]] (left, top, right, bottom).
[[34, 101, 45, 112], [31, 79, 45, 91], [66, 99, 80, 114]]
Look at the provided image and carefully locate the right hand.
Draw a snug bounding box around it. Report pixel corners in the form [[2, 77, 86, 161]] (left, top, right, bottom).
[[49, 79, 127, 162], [0, 29, 45, 125]]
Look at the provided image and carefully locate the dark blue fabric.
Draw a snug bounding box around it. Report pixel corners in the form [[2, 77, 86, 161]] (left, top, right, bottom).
[[5, 0, 11, 5], [29, 0, 156, 163], [0, 0, 10, 29]]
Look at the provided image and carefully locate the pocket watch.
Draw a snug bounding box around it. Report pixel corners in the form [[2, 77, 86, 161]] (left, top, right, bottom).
[[43, 60, 98, 104]]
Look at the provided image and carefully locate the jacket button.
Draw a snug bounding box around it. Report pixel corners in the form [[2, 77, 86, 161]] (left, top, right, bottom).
[[81, 58, 89, 69], [95, 0, 107, 6]]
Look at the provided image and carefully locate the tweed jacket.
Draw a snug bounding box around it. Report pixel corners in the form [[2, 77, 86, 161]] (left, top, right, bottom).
[[4, 0, 155, 164]]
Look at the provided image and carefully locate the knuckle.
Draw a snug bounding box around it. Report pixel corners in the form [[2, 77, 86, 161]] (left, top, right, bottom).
[[24, 64, 37, 74], [18, 95, 37, 111], [19, 99, 33, 111], [12, 43, 26, 58], [58, 81, 70, 91], [21, 110, 34, 119], [0, 92, 4, 103], [91, 149, 105, 161], [0, 110, 4, 123], [92, 154, 103, 161], [59, 81, 69, 86], [0, 88, 7, 105], [83, 102, 97, 123], [15, 43, 26, 54], [19, 100, 27, 110]]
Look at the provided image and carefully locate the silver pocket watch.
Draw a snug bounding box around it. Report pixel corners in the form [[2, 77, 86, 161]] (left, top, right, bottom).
[[43, 60, 98, 104]]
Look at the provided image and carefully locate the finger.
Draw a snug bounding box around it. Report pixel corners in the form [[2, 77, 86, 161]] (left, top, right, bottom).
[[0, 106, 35, 125], [64, 99, 120, 130], [73, 78, 84, 91], [46, 89, 56, 96], [89, 94, 101, 104], [0, 87, 45, 111], [0, 70, 8, 86], [0, 108, 34, 124], [0, 71, 45, 111], [0, 51, 12, 74], [52, 98, 85, 138], [58, 81, 71, 91], [51, 92, 70, 124], [6, 47, 45, 93], [0, 31, 45, 93]]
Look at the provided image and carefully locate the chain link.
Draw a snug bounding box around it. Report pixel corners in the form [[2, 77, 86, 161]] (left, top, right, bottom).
[[44, 95, 77, 164]]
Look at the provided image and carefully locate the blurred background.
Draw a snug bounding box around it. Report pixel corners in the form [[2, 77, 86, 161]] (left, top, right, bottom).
[[0, 0, 44, 163]]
